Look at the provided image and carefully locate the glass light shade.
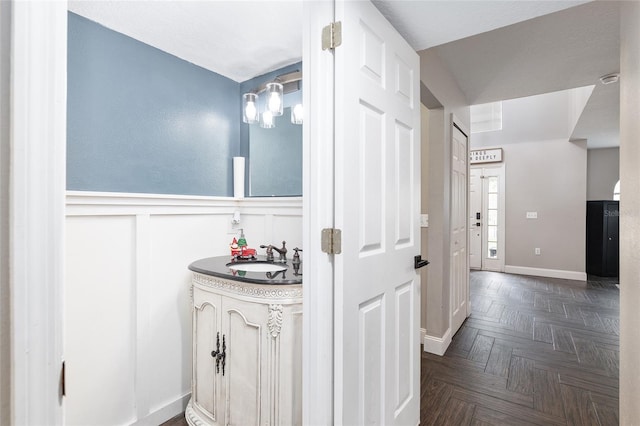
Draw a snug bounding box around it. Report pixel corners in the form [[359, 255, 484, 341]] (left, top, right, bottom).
[[291, 103, 304, 124], [261, 111, 275, 129], [242, 93, 259, 124], [265, 82, 283, 116]]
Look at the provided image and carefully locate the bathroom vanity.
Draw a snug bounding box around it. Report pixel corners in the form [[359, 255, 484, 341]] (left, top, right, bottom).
[[185, 256, 302, 426]]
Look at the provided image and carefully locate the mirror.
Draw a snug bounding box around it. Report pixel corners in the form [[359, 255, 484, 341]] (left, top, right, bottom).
[[249, 106, 302, 196]]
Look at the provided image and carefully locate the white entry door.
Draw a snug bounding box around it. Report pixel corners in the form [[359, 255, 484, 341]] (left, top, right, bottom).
[[450, 123, 469, 335], [469, 168, 482, 269], [334, 1, 421, 424]]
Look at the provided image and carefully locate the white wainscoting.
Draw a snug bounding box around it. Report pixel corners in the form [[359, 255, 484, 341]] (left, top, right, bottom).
[[64, 191, 302, 426]]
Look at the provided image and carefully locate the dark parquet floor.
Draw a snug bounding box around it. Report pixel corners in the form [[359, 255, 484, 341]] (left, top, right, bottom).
[[421, 271, 620, 426]]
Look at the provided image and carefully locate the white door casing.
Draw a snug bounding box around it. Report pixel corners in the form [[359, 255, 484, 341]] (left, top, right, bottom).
[[10, 2, 67, 424], [469, 168, 482, 269], [334, 1, 421, 424], [302, 1, 335, 424], [450, 122, 469, 336]]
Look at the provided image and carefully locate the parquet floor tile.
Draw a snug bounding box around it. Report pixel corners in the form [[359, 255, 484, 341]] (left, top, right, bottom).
[[421, 271, 619, 426]]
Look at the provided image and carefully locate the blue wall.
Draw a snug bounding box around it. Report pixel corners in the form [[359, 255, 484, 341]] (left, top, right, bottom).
[[67, 12, 240, 196]]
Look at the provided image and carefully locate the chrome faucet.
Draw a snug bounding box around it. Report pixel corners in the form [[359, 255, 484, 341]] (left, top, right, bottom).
[[260, 241, 287, 262]]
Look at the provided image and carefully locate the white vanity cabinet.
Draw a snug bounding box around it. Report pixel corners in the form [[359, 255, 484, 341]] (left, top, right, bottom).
[[186, 272, 303, 426]]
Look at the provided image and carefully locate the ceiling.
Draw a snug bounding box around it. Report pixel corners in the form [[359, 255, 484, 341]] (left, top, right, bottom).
[[68, 1, 304, 83], [371, 0, 589, 51], [418, 1, 620, 148], [68, 0, 620, 148]]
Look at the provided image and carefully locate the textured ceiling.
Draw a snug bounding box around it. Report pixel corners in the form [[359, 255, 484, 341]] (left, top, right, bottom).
[[68, 0, 303, 83]]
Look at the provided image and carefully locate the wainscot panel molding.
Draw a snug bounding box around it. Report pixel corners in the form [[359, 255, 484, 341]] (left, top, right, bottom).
[[66, 191, 302, 216], [65, 191, 302, 425]]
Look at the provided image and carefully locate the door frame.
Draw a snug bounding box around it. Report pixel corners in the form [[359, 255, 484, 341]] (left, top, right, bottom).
[[8, 1, 67, 424], [302, 1, 335, 424]]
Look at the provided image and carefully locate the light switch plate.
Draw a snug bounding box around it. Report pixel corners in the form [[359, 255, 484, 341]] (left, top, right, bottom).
[[526, 211, 538, 219], [420, 214, 429, 228]]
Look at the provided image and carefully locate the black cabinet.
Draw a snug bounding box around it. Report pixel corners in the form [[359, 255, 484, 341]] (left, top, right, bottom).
[[586, 200, 619, 277]]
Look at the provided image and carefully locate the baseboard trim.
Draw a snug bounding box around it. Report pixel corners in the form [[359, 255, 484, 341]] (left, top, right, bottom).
[[504, 265, 587, 281], [132, 394, 190, 426], [423, 328, 452, 356], [420, 327, 426, 344]]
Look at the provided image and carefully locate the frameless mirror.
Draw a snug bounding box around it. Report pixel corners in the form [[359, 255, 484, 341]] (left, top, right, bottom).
[[249, 106, 302, 196]]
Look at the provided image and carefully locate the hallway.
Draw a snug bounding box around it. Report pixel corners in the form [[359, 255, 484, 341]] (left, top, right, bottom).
[[421, 271, 619, 425]]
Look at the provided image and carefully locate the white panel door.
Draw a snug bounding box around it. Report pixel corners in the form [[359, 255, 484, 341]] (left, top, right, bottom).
[[450, 124, 469, 335], [334, 1, 420, 425], [469, 168, 482, 269]]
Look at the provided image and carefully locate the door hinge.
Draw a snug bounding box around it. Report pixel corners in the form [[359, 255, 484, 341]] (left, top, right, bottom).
[[61, 361, 66, 397], [321, 228, 342, 254], [322, 21, 342, 51]]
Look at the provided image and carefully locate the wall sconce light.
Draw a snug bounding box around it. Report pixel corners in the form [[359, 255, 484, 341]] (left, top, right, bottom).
[[242, 70, 302, 129]]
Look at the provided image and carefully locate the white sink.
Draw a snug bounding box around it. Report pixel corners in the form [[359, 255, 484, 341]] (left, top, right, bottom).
[[227, 262, 287, 273]]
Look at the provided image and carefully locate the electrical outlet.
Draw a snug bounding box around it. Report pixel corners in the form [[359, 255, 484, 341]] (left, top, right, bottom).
[[526, 211, 538, 219], [420, 214, 429, 228], [535, 248, 541, 255]]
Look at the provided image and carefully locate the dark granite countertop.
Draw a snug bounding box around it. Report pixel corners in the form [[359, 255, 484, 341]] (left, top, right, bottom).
[[188, 255, 302, 285]]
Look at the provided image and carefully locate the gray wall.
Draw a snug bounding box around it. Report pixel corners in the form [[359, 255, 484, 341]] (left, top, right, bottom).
[[0, 1, 10, 423], [419, 48, 471, 338], [620, 2, 640, 421], [67, 12, 240, 196], [473, 138, 587, 274], [587, 147, 619, 200]]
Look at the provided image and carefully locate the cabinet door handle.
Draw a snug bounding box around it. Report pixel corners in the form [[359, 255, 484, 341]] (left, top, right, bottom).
[[221, 334, 226, 376], [211, 332, 227, 376]]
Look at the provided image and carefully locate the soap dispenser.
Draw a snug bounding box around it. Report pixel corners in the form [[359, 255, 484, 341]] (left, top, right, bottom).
[[237, 229, 247, 248]]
